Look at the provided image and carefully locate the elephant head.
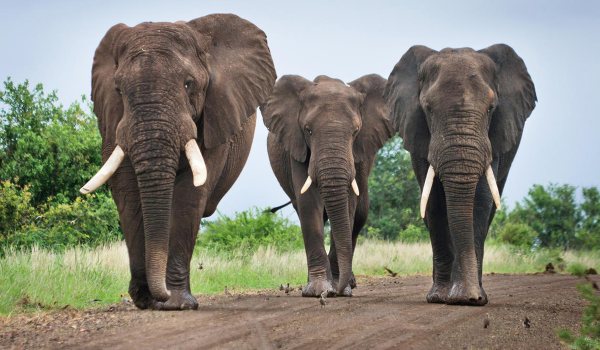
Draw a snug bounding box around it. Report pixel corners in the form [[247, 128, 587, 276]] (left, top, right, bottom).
[[385, 44, 536, 302], [261, 74, 391, 295], [81, 14, 275, 302]]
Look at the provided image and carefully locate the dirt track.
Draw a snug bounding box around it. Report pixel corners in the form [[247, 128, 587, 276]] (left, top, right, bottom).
[[1, 274, 594, 349]]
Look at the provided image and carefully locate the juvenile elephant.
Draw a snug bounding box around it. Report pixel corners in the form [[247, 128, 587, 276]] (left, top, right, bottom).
[[81, 14, 276, 310], [384, 44, 536, 305], [261, 75, 392, 296]]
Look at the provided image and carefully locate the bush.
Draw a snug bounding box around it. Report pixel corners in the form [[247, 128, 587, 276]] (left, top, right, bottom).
[[0, 180, 36, 240], [0, 78, 103, 206], [497, 222, 538, 249], [398, 223, 429, 242], [197, 208, 303, 253], [1, 193, 121, 253]]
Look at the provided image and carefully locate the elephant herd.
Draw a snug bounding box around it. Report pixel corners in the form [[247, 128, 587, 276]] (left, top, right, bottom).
[[80, 13, 537, 310]]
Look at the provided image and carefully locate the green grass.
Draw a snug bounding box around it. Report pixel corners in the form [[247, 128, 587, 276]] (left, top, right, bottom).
[[1, 240, 600, 316]]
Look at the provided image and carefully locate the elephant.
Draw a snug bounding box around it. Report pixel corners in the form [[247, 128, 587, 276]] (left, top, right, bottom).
[[384, 44, 536, 305], [261, 74, 392, 297], [80, 14, 276, 310]]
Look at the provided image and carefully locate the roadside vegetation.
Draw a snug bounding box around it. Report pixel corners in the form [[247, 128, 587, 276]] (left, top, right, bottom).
[[1, 79, 600, 345]]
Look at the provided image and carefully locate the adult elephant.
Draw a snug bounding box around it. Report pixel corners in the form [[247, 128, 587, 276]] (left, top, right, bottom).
[[384, 44, 536, 305], [262, 75, 392, 297], [81, 14, 276, 310]]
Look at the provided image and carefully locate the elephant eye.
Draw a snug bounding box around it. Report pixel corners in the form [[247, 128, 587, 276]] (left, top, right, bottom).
[[353, 126, 359, 136], [305, 126, 312, 135], [184, 79, 193, 90], [487, 105, 494, 115], [115, 87, 122, 96]]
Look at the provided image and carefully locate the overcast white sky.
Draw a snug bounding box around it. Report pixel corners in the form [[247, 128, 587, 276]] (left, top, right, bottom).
[[1, 0, 598, 220]]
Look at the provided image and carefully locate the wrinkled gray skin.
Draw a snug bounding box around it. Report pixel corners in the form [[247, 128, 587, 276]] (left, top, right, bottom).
[[262, 75, 392, 297], [91, 14, 275, 310], [384, 44, 536, 305]]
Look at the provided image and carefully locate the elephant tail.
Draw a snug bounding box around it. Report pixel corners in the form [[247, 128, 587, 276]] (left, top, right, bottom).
[[266, 201, 293, 213]]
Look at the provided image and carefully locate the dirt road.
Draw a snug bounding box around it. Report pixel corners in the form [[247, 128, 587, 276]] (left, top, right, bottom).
[[1, 274, 593, 349]]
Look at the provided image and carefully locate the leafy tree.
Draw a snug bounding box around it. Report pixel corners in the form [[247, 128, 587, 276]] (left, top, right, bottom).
[[0, 78, 120, 252], [0, 78, 104, 205], [577, 187, 600, 248], [509, 184, 580, 249], [367, 136, 426, 240]]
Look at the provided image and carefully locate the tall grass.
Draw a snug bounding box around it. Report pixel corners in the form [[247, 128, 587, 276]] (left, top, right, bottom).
[[1, 240, 599, 315]]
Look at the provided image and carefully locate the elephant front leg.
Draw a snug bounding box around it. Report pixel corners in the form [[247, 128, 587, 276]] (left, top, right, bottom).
[[298, 197, 335, 298], [424, 178, 455, 304], [111, 163, 155, 310], [154, 169, 205, 311]]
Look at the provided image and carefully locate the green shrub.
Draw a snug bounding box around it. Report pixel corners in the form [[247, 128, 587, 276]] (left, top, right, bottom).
[[497, 222, 538, 249], [197, 208, 303, 253], [559, 283, 600, 349], [0, 180, 37, 246], [1, 193, 121, 253], [397, 223, 429, 242], [0, 79, 103, 206]]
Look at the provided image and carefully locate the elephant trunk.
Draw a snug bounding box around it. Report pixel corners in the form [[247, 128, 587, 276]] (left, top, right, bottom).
[[128, 116, 181, 302], [442, 175, 480, 301], [317, 155, 354, 296]]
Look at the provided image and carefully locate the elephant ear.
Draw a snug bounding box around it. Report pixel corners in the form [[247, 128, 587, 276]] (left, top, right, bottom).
[[187, 14, 277, 149], [384, 45, 437, 159], [479, 44, 537, 154], [260, 75, 313, 163], [91, 23, 129, 151], [348, 74, 393, 163]]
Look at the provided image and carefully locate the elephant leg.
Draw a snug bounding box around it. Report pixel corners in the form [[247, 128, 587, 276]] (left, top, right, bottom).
[[110, 158, 154, 309], [329, 189, 364, 291], [472, 158, 505, 304], [413, 157, 454, 304], [298, 195, 335, 298], [154, 166, 206, 311], [473, 177, 494, 305], [425, 178, 454, 304]]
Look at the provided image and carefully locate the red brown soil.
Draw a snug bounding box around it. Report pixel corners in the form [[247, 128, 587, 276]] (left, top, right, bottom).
[[1, 274, 594, 349]]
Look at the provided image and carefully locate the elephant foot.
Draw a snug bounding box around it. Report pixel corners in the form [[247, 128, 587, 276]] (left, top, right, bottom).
[[349, 273, 357, 289], [302, 278, 335, 298], [332, 276, 354, 297], [426, 282, 451, 304], [446, 282, 488, 306], [337, 284, 353, 297], [129, 281, 154, 310], [152, 290, 199, 311]]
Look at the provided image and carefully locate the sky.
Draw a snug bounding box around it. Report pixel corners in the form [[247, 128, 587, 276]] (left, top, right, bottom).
[[1, 0, 599, 221]]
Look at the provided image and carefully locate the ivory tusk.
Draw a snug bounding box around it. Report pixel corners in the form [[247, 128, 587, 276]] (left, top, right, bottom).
[[486, 166, 501, 210], [80, 145, 125, 194], [184, 140, 207, 187], [420, 165, 435, 219], [351, 179, 360, 196], [300, 176, 312, 194]]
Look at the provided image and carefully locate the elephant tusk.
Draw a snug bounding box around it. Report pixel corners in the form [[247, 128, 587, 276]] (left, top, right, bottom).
[[300, 176, 312, 194], [351, 179, 360, 196], [80, 145, 125, 194], [185, 139, 207, 187], [420, 165, 435, 219], [486, 166, 502, 210]]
